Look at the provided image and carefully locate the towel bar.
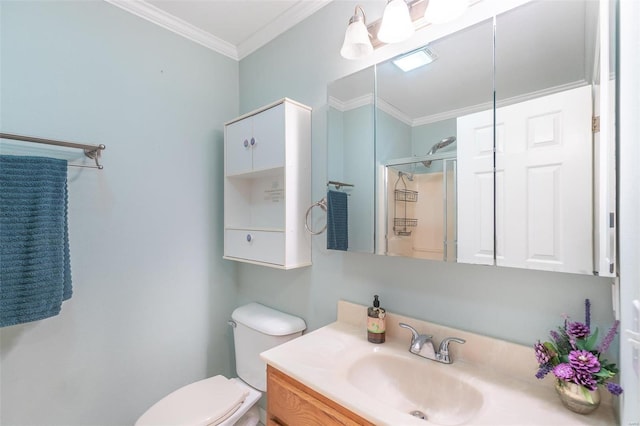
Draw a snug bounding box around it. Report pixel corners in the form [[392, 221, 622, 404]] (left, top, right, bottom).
[[0, 132, 106, 169]]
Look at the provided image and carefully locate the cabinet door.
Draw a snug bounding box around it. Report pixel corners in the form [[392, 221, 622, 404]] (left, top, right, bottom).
[[267, 366, 373, 426], [252, 103, 285, 171], [225, 230, 285, 265], [226, 117, 253, 176]]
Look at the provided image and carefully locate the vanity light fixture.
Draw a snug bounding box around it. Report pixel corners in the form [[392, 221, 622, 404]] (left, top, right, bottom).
[[424, 0, 469, 24], [340, 0, 473, 60], [377, 0, 415, 44], [340, 5, 374, 60], [392, 47, 437, 72]]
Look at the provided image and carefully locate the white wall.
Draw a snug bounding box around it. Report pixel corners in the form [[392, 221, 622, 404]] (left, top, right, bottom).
[[237, 0, 615, 347], [0, 2, 238, 424]]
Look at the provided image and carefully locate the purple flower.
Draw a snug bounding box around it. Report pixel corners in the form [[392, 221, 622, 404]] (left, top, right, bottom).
[[573, 371, 598, 391], [606, 382, 623, 395], [598, 320, 620, 353], [567, 321, 590, 339], [534, 341, 551, 364], [568, 350, 600, 373], [584, 299, 591, 329], [536, 364, 553, 379], [552, 363, 575, 381]]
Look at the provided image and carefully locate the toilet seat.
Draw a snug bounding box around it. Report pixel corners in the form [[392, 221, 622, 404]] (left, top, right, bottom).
[[136, 375, 252, 426]]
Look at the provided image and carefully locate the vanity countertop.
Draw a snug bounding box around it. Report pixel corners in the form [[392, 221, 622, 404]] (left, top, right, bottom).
[[260, 301, 617, 426]]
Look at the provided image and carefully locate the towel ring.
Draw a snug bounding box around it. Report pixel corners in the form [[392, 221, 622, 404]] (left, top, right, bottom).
[[305, 198, 327, 235]]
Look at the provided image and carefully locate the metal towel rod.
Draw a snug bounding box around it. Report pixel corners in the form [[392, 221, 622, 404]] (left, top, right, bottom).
[[327, 180, 354, 190], [0, 132, 106, 169]]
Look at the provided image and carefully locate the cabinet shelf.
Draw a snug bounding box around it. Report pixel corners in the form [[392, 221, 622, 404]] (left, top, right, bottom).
[[394, 188, 418, 202], [225, 166, 284, 179], [225, 226, 285, 233]]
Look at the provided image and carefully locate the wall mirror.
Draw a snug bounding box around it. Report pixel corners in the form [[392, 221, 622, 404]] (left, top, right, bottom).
[[376, 18, 494, 263], [326, 0, 616, 276], [492, 0, 615, 275], [327, 66, 376, 252]]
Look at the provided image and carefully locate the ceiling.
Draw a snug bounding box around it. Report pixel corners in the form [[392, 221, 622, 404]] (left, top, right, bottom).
[[105, 0, 332, 60]]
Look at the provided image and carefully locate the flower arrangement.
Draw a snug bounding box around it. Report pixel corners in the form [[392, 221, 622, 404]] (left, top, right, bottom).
[[534, 299, 623, 398]]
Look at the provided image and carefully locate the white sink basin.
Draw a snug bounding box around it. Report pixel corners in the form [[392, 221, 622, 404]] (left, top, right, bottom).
[[347, 353, 483, 425]]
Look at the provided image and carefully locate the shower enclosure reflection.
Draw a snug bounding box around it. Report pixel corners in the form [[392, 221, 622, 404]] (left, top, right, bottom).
[[385, 154, 457, 261]]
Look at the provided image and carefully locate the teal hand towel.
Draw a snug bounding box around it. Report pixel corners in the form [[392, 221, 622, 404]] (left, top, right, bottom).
[[327, 190, 348, 251], [0, 155, 72, 327]]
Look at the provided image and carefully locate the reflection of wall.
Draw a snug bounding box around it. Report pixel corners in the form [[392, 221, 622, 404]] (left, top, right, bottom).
[[327, 107, 344, 181], [329, 105, 374, 252], [376, 108, 411, 163], [412, 118, 457, 156]]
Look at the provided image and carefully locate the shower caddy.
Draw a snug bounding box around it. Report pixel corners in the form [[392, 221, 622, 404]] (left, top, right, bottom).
[[393, 173, 418, 236]]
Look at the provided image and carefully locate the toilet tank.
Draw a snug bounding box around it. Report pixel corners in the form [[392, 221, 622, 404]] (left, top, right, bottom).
[[231, 303, 306, 392]]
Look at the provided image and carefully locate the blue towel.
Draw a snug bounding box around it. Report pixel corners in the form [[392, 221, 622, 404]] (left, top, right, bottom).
[[327, 190, 348, 251], [0, 155, 72, 327]]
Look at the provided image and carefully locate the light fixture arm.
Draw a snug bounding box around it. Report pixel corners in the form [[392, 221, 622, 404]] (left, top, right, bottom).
[[351, 5, 367, 25]]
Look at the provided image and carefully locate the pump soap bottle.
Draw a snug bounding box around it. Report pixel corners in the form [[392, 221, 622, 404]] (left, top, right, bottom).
[[367, 295, 386, 343]]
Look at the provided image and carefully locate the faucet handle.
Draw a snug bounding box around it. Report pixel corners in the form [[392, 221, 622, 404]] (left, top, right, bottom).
[[399, 322, 420, 341], [437, 337, 466, 363]]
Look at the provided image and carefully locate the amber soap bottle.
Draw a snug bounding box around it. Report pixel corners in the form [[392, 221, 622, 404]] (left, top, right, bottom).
[[367, 295, 386, 343]]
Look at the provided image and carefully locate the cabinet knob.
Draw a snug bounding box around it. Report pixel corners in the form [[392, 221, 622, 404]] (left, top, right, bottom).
[[243, 139, 249, 148], [246, 234, 252, 242], [250, 137, 256, 146]]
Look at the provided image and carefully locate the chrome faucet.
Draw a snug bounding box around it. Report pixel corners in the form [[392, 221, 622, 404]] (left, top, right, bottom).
[[399, 322, 465, 364]]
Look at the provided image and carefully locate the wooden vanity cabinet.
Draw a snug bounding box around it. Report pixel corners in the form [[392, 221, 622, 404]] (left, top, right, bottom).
[[266, 365, 375, 426]]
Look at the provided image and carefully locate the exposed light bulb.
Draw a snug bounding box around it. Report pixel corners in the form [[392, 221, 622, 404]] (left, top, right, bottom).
[[377, 0, 414, 44]]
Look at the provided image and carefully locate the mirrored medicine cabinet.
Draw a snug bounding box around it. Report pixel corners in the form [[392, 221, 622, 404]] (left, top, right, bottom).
[[326, 0, 617, 276]]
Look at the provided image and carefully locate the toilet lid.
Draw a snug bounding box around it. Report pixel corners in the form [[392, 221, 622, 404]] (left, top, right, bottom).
[[136, 376, 249, 426]]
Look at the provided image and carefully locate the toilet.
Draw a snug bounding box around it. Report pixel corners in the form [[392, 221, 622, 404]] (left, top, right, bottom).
[[135, 303, 306, 426]]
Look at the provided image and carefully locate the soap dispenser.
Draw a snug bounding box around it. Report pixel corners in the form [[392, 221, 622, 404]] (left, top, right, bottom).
[[367, 295, 386, 343]]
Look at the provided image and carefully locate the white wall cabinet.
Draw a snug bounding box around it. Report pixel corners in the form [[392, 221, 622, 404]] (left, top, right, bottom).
[[224, 99, 312, 269]]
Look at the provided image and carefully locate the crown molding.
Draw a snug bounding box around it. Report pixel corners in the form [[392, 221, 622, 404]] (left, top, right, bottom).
[[105, 0, 239, 60], [104, 0, 332, 61], [237, 0, 332, 60]]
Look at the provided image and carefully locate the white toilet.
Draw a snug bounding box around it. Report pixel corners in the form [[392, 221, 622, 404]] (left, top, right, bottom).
[[136, 303, 306, 426]]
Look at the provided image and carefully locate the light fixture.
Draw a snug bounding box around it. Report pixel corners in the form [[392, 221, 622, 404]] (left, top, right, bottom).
[[377, 0, 415, 44], [424, 0, 469, 25], [340, 6, 373, 60], [392, 47, 437, 72]]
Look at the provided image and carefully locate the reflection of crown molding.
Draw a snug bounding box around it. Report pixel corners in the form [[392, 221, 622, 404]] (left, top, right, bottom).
[[495, 80, 589, 109], [412, 79, 590, 127], [376, 99, 413, 126], [328, 94, 413, 127], [328, 94, 374, 112], [412, 102, 493, 127], [105, 0, 239, 59], [331, 80, 590, 127]]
